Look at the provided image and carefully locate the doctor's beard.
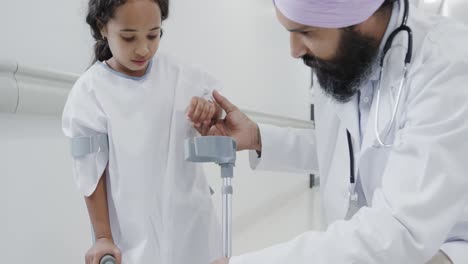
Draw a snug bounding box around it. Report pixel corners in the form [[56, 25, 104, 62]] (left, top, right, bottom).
[[303, 28, 380, 103]]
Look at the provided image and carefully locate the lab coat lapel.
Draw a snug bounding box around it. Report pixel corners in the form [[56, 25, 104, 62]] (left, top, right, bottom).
[[325, 97, 360, 221], [333, 95, 360, 151]]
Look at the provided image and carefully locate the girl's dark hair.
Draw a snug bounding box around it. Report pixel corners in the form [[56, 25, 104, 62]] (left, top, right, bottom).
[[86, 0, 169, 63]]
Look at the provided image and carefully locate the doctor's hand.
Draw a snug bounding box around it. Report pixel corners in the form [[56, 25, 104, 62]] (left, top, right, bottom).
[[187, 96, 222, 135], [206, 90, 261, 151], [85, 237, 121, 264]]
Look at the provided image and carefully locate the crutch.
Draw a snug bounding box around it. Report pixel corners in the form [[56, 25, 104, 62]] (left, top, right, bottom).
[[184, 136, 237, 258]]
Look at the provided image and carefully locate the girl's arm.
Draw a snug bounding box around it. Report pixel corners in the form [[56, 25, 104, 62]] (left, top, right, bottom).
[[85, 170, 112, 241], [84, 170, 122, 264]]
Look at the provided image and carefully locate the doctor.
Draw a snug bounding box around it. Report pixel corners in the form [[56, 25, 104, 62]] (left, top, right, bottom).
[[204, 0, 468, 263]]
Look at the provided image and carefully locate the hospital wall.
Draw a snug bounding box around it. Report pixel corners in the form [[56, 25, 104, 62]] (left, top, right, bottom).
[[1, 0, 319, 263]]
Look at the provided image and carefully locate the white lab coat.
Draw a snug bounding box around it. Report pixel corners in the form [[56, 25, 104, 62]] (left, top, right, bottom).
[[62, 53, 221, 264], [233, 4, 468, 264]]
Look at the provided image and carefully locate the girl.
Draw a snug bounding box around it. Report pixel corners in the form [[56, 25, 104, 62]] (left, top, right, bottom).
[[62, 0, 222, 263]]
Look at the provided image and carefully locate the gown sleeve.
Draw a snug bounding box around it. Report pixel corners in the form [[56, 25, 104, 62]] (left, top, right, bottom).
[[62, 79, 109, 197], [184, 65, 223, 101], [201, 70, 223, 101]]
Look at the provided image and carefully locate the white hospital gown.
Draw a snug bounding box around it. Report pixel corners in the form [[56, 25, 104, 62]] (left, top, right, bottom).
[[62, 53, 221, 264]]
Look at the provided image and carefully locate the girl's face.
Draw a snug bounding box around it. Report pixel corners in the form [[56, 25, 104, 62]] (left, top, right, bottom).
[[101, 0, 162, 77]]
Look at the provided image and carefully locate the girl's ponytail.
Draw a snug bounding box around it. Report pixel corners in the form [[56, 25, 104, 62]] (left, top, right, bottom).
[[93, 38, 112, 63]]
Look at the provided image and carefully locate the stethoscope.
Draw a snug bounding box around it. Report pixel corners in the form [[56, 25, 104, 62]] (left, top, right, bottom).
[[347, 0, 413, 201], [375, 0, 413, 148]]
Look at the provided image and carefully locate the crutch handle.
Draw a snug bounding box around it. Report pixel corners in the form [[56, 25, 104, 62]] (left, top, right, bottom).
[[100, 254, 116, 264]]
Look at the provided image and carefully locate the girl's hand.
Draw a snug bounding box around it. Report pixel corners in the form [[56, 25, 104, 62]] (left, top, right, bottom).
[[85, 237, 122, 264], [186, 96, 222, 135]]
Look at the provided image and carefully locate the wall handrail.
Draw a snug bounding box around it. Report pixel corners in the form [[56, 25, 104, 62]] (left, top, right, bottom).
[[0, 60, 314, 129]]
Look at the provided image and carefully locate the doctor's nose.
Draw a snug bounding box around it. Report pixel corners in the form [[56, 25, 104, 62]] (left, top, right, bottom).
[[290, 33, 308, 59]]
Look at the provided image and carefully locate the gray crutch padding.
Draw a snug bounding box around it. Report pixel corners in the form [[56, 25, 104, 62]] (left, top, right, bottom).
[[71, 133, 109, 158], [184, 136, 237, 258]]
